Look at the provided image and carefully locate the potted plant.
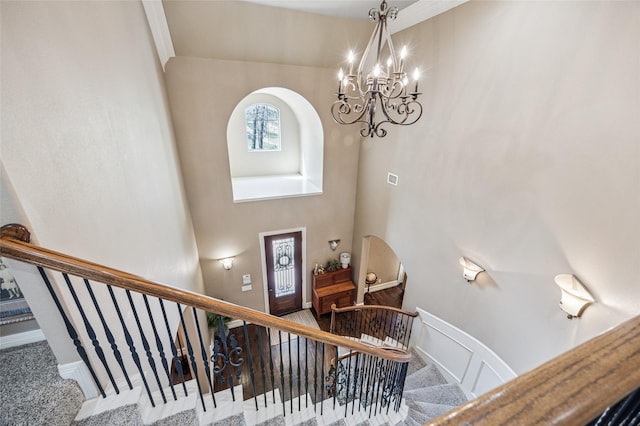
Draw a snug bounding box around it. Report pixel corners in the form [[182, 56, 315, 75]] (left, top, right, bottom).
[[206, 311, 232, 335]]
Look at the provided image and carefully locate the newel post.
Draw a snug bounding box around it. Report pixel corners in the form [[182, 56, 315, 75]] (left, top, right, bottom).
[[0, 224, 31, 242]]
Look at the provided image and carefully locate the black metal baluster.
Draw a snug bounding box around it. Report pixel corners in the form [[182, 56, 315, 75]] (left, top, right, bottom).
[[257, 326, 268, 407], [369, 358, 379, 417], [278, 331, 286, 416], [143, 295, 176, 401], [297, 334, 301, 412], [345, 349, 352, 418], [267, 328, 276, 404], [216, 317, 239, 401], [288, 332, 293, 413], [62, 273, 118, 393], [38, 268, 105, 398], [158, 299, 188, 397], [242, 321, 259, 410], [358, 354, 367, 412], [320, 342, 325, 415], [177, 303, 206, 411], [313, 340, 318, 412], [192, 308, 216, 408], [304, 336, 309, 409], [332, 346, 338, 410], [126, 290, 167, 404], [385, 360, 397, 415], [84, 279, 132, 390], [352, 352, 360, 415], [405, 315, 415, 349], [367, 357, 378, 418], [107, 285, 154, 405]]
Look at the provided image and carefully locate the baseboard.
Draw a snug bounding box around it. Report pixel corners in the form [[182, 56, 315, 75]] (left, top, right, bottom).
[[58, 360, 99, 399], [303, 301, 312, 309], [0, 328, 45, 349], [367, 280, 399, 293]]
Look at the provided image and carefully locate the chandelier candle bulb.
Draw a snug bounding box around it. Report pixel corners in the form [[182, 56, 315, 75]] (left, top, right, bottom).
[[413, 68, 420, 93], [399, 46, 407, 72], [348, 50, 355, 75]]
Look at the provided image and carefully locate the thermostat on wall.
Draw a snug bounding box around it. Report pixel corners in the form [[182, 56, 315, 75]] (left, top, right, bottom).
[[387, 172, 399, 186]]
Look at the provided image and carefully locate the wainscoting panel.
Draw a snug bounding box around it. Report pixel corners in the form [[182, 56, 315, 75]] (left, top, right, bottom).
[[411, 308, 517, 399]]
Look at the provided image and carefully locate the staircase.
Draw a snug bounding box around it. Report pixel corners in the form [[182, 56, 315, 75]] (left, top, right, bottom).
[[72, 350, 466, 425]]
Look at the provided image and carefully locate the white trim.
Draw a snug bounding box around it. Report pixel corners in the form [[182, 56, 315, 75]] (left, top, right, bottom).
[[58, 360, 98, 399], [390, 0, 469, 34], [142, 0, 175, 70], [0, 328, 45, 349], [259, 227, 307, 315], [366, 279, 399, 293], [411, 307, 517, 399]]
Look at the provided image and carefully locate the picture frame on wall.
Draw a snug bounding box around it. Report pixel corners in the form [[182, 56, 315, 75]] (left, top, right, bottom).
[[0, 257, 34, 325]]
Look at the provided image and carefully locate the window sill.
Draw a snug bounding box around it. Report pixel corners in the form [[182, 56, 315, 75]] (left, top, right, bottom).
[[231, 175, 322, 203]]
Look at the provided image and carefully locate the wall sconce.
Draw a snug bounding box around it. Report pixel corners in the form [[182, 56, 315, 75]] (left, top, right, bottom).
[[554, 274, 595, 319], [458, 257, 484, 282], [328, 239, 341, 251], [219, 257, 234, 271]]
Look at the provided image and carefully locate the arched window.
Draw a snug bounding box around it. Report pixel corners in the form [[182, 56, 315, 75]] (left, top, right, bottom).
[[227, 88, 323, 203], [246, 104, 281, 151]]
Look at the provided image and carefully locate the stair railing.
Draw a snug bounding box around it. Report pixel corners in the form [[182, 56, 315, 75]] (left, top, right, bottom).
[[330, 304, 419, 349], [0, 224, 410, 421]]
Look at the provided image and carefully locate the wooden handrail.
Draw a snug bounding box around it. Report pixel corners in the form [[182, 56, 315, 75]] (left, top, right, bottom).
[[331, 303, 419, 318], [0, 227, 411, 363], [429, 314, 640, 425]]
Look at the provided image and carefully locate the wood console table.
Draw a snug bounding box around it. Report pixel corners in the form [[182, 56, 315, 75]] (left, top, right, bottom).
[[312, 267, 356, 318]]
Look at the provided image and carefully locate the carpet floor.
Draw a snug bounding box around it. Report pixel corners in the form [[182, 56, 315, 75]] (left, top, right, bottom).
[[0, 340, 83, 426]]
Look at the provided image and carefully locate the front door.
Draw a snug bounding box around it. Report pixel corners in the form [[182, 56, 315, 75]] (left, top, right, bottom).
[[265, 231, 302, 316]]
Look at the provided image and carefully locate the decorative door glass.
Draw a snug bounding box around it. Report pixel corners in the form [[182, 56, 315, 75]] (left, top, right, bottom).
[[272, 236, 295, 298]]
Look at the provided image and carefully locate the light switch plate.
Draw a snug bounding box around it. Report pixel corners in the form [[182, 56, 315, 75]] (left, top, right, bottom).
[[242, 274, 251, 284], [241, 285, 252, 292]]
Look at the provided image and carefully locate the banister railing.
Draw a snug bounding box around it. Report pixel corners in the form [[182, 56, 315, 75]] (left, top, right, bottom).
[[0, 225, 410, 363], [0, 224, 411, 422]]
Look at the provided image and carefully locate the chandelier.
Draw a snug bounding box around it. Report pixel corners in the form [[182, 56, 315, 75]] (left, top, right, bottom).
[[330, 1, 423, 138]]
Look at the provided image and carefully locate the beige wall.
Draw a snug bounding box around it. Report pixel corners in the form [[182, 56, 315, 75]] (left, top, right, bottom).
[[164, 57, 360, 311], [353, 1, 640, 374], [1, 1, 203, 362]]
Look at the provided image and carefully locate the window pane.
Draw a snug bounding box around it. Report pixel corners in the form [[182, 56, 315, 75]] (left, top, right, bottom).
[[245, 104, 281, 151], [272, 236, 295, 298]]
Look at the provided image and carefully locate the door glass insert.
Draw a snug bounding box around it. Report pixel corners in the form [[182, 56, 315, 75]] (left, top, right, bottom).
[[272, 236, 295, 298]]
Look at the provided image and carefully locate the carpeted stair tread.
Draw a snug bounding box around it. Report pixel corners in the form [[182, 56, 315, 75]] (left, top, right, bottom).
[[403, 364, 448, 390], [407, 401, 457, 423], [205, 412, 246, 426], [255, 414, 286, 426], [73, 404, 143, 426], [403, 383, 467, 406], [406, 349, 428, 376], [152, 408, 198, 425], [0, 341, 84, 426]]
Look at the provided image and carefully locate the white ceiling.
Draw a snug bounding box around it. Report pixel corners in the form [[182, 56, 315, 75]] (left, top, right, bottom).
[[239, 0, 420, 20]]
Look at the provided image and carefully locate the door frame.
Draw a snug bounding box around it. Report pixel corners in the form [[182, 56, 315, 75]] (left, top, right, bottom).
[[259, 227, 308, 315]]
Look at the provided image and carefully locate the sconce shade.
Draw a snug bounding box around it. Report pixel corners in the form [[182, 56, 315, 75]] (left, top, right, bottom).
[[458, 257, 484, 282], [554, 274, 594, 318], [328, 239, 341, 251], [220, 257, 234, 270]]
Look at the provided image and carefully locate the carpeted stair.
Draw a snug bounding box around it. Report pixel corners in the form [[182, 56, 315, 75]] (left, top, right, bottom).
[[1, 340, 466, 425], [0, 340, 84, 426]]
